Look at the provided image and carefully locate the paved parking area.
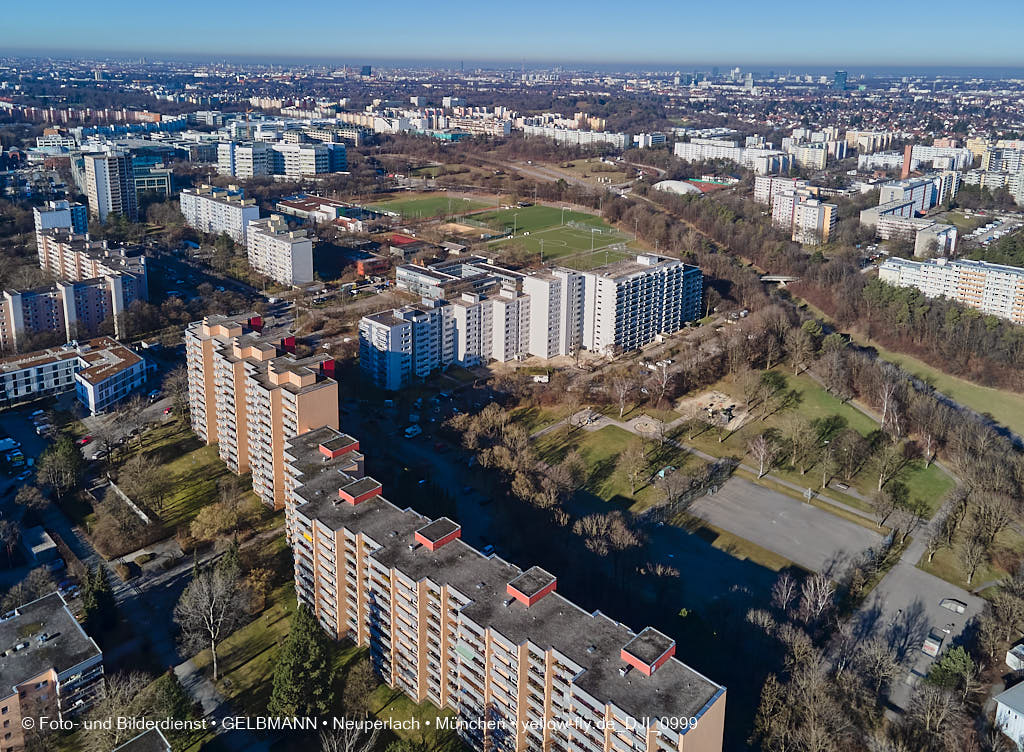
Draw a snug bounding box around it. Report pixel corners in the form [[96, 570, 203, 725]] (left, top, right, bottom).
[[690, 476, 882, 574]]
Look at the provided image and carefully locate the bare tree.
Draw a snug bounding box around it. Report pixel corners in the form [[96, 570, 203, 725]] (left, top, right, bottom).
[[958, 534, 987, 586], [617, 440, 647, 495], [610, 370, 636, 419], [797, 573, 835, 627], [319, 722, 380, 752], [770, 572, 799, 613], [656, 469, 692, 509], [785, 327, 814, 375], [174, 560, 250, 680], [875, 441, 906, 491], [973, 493, 1015, 549], [163, 365, 190, 420], [748, 434, 778, 478], [14, 486, 47, 510], [854, 639, 900, 694], [878, 376, 905, 439], [81, 671, 152, 752]]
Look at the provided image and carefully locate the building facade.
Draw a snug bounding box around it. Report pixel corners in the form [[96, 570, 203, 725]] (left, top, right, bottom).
[[879, 257, 1024, 322], [184, 314, 338, 508], [246, 216, 314, 286], [179, 184, 261, 243], [0, 593, 104, 752], [217, 141, 273, 178], [84, 151, 137, 222], [32, 200, 87, 248], [283, 426, 726, 752]]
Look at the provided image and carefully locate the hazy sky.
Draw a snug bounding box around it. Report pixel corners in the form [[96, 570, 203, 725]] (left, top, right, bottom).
[[3, 0, 1022, 67]]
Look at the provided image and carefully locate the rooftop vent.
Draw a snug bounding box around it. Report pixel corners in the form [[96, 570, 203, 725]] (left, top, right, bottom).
[[503, 598, 514, 608], [408, 543, 421, 552], [586, 645, 597, 654], [476, 582, 486, 590], [618, 666, 632, 677]]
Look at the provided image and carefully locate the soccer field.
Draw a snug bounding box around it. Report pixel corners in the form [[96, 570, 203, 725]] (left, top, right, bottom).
[[367, 195, 490, 218], [479, 206, 636, 269]]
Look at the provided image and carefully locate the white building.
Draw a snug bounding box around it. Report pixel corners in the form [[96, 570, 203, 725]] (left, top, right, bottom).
[[246, 215, 314, 286], [879, 257, 1023, 321], [179, 184, 261, 243], [33, 200, 87, 249], [753, 176, 807, 204], [522, 124, 632, 150], [674, 140, 791, 174], [271, 143, 329, 177], [217, 141, 273, 178], [362, 255, 702, 389], [995, 681, 1024, 750], [84, 151, 137, 222]]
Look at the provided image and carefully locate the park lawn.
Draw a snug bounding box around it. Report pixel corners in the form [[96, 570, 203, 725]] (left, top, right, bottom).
[[676, 370, 955, 516], [940, 211, 987, 234], [473, 204, 605, 233], [918, 526, 1024, 592], [368, 194, 488, 218], [543, 159, 632, 184], [598, 404, 681, 424], [859, 337, 1024, 438], [192, 582, 297, 713], [534, 424, 702, 512], [128, 422, 236, 529], [367, 686, 463, 749], [510, 404, 567, 434]]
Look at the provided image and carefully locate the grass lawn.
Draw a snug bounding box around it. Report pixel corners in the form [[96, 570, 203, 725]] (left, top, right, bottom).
[[126, 421, 239, 529], [918, 526, 1024, 591], [676, 370, 955, 516], [859, 337, 1024, 438], [367, 686, 462, 749], [510, 404, 567, 434], [368, 194, 489, 218], [472, 204, 604, 234], [939, 211, 987, 234], [535, 425, 703, 512], [598, 404, 681, 425]]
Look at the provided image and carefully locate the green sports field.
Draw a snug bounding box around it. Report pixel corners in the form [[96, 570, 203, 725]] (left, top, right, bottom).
[[475, 205, 637, 270], [367, 194, 490, 218]]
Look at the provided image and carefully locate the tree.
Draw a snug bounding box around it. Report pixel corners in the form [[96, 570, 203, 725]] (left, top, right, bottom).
[[834, 429, 871, 482], [870, 481, 907, 529], [38, 434, 84, 496], [84, 565, 117, 631], [854, 639, 900, 694], [320, 723, 381, 752], [173, 557, 249, 680], [119, 453, 168, 512], [785, 326, 814, 374], [925, 513, 957, 563], [116, 395, 148, 449], [748, 434, 778, 478], [780, 414, 818, 474], [958, 534, 987, 586], [269, 604, 334, 716], [617, 440, 647, 495], [874, 440, 906, 491], [14, 485, 47, 510], [927, 646, 979, 700], [656, 469, 691, 509], [610, 370, 636, 419], [80, 671, 152, 752], [341, 657, 379, 717], [164, 365, 191, 422]]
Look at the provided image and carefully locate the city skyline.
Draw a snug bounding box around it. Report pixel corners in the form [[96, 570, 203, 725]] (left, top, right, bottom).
[[2, 0, 1023, 68]]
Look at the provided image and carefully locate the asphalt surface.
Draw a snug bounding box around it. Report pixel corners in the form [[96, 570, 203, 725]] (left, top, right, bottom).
[[690, 476, 882, 575]]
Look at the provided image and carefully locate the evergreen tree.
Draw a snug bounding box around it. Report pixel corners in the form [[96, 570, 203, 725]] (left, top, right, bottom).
[[91, 566, 117, 630], [149, 669, 195, 720], [268, 604, 334, 717], [218, 542, 241, 579], [80, 571, 100, 631]]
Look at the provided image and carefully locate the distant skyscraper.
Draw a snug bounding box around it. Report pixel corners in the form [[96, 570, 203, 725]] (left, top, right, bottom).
[[84, 151, 137, 223], [833, 71, 848, 91], [360, 65, 372, 77]]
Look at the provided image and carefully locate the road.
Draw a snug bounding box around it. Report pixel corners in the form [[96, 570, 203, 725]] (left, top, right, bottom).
[[690, 477, 881, 575]]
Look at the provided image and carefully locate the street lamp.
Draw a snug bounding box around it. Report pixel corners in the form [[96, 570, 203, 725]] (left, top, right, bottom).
[[513, 213, 518, 236]]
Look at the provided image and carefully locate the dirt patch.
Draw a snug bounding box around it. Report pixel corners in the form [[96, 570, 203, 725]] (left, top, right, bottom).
[[677, 390, 748, 430]]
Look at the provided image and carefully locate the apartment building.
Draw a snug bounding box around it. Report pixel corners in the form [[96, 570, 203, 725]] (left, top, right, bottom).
[[0, 337, 150, 413], [673, 140, 791, 175], [753, 176, 807, 204], [217, 141, 273, 178], [32, 200, 87, 248], [844, 130, 894, 153], [981, 148, 1023, 173], [879, 257, 1024, 322], [184, 313, 338, 508], [37, 230, 148, 291], [447, 117, 512, 137], [522, 124, 632, 150], [790, 197, 837, 245], [283, 426, 726, 752], [364, 256, 701, 388], [0, 593, 104, 752], [84, 151, 137, 222], [179, 184, 261, 243], [790, 142, 828, 170], [271, 143, 329, 177], [246, 216, 314, 286]]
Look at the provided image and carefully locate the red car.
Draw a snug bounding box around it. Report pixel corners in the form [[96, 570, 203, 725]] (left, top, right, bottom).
[[78, 436, 92, 446], [163, 407, 173, 415]]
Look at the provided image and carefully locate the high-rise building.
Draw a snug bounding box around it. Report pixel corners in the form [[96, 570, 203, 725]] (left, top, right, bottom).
[[283, 426, 726, 752], [179, 184, 261, 244], [363, 255, 702, 389], [217, 141, 273, 178], [84, 151, 137, 222], [33, 200, 87, 249], [0, 592, 104, 751], [270, 143, 330, 177], [36, 230, 148, 297], [833, 70, 847, 91], [791, 197, 837, 245], [246, 216, 314, 286], [184, 314, 338, 508]]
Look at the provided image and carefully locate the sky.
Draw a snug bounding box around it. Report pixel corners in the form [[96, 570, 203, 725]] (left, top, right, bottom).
[[3, 0, 1023, 70]]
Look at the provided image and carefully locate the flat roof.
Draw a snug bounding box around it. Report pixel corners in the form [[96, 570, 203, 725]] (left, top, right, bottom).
[[0, 592, 102, 694]]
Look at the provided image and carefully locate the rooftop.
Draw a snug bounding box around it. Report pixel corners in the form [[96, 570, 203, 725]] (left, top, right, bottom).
[[0, 592, 102, 693], [0, 337, 143, 383], [507, 566, 557, 601], [415, 517, 461, 545], [622, 626, 676, 666], [292, 470, 723, 724]]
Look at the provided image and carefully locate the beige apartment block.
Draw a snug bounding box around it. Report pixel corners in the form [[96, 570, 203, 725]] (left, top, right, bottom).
[[185, 313, 338, 509]]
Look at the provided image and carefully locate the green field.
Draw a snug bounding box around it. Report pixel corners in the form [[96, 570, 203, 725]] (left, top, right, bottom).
[[677, 370, 955, 516], [475, 205, 637, 269], [860, 338, 1024, 438], [368, 194, 489, 218]]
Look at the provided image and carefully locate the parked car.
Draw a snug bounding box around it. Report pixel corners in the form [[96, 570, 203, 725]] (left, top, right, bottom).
[[481, 545, 495, 556], [403, 425, 422, 439], [922, 627, 947, 657], [78, 436, 92, 446], [163, 407, 173, 415]]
